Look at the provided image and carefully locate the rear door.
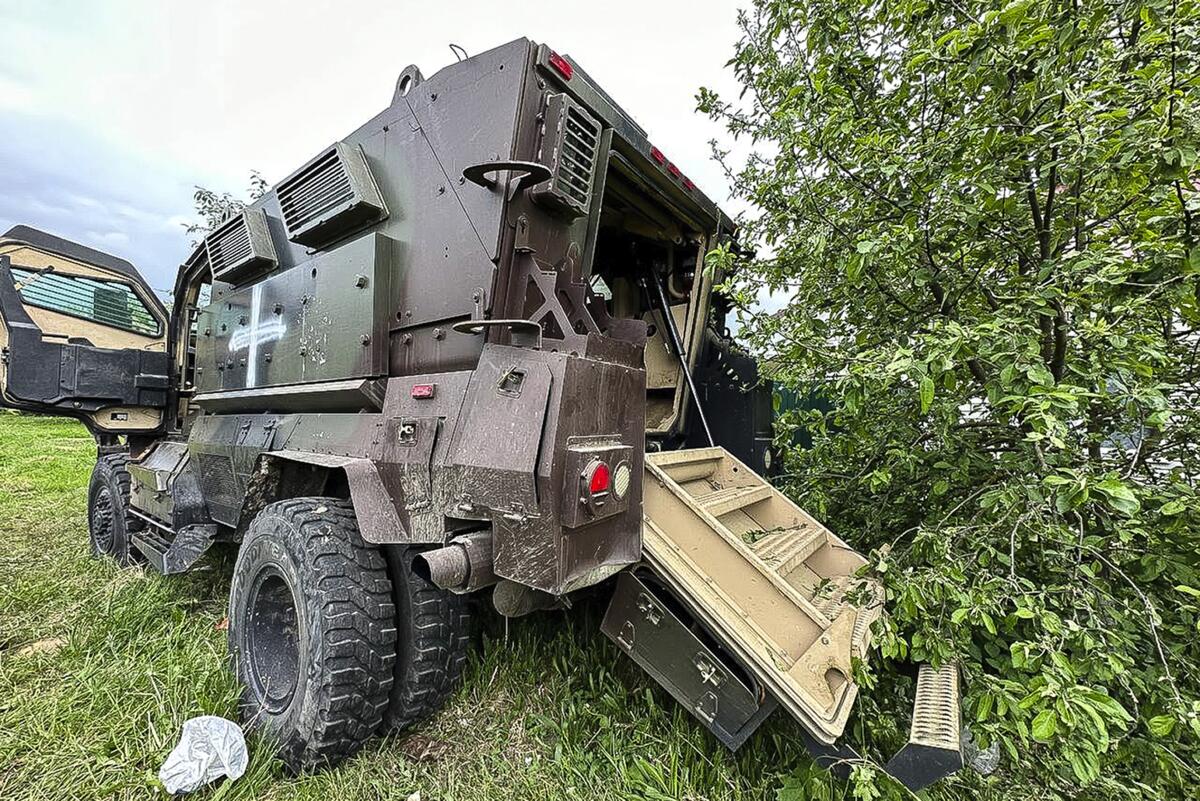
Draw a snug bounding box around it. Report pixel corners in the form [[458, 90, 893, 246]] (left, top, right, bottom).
[[0, 226, 170, 435]]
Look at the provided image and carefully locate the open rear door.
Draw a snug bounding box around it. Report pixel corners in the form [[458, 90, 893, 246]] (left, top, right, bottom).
[[0, 226, 170, 436], [603, 447, 964, 789]]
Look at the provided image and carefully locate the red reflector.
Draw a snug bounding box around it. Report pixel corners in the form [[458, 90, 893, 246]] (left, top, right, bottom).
[[589, 461, 611, 494], [667, 163, 681, 179], [411, 383, 436, 399], [650, 146, 666, 165], [683, 177, 696, 191], [548, 51, 574, 80]]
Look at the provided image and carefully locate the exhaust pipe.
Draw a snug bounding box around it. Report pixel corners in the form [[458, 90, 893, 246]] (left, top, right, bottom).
[[492, 579, 560, 618], [414, 531, 496, 593]]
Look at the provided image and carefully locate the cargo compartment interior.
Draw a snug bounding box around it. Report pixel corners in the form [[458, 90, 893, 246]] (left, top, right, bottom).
[[589, 161, 704, 434]]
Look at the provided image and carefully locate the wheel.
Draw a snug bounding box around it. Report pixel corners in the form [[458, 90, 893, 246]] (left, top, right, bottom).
[[383, 547, 471, 732], [228, 497, 396, 772], [87, 453, 144, 566]]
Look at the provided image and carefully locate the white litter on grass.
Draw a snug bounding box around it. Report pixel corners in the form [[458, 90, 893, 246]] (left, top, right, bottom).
[[158, 716, 248, 794]]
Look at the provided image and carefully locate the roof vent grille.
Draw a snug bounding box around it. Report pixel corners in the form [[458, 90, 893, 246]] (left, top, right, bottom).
[[277, 142, 387, 248], [205, 208, 276, 284], [533, 94, 600, 219]]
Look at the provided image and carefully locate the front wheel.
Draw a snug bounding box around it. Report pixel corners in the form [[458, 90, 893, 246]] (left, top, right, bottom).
[[87, 453, 143, 566], [228, 497, 396, 772]]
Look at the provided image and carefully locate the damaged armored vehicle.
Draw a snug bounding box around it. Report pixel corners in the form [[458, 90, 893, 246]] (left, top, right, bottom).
[[0, 39, 962, 789]]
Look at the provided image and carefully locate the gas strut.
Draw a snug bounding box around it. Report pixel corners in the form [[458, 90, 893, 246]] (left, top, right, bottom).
[[641, 268, 714, 447]]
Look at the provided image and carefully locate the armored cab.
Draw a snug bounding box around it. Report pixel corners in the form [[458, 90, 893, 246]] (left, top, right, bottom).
[[0, 39, 960, 789]]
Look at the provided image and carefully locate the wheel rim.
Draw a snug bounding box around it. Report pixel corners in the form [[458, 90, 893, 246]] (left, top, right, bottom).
[[245, 568, 301, 714], [91, 487, 115, 554]]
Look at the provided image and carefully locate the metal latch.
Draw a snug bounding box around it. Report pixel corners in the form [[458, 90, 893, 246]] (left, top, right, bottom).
[[636, 592, 663, 626], [693, 653, 726, 688]]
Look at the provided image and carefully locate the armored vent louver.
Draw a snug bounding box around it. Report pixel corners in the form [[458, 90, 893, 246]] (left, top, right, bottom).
[[204, 208, 277, 284], [533, 94, 600, 219], [276, 141, 386, 249]]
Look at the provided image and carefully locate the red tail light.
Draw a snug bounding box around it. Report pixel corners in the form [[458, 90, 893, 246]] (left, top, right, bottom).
[[548, 51, 574, 80], [588, 461, 611, 494]]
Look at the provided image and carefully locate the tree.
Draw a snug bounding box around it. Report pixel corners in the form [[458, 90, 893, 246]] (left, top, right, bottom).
[[701, 1, 1199, 798], [184, 170, 268, 244]]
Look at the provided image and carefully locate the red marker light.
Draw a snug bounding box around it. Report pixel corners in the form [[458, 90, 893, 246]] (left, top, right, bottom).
[[588, 461, 611, 494], [667, 162, 681, 179], [548, 51, 574, 80], [683, 177, 696, 191], [650, 146, 666, 165], [411, 383, 436, 399]]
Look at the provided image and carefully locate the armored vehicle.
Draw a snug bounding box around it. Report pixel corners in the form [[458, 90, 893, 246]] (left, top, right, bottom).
[[0, 39, 962, 789]]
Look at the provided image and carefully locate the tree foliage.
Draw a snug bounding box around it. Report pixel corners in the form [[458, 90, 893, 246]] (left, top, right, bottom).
[[702, 1, 1199, 797], [184, 170, 268, 244]]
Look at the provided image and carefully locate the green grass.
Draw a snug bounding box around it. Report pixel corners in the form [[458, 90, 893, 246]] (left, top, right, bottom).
[[0, 412, 835, 801]]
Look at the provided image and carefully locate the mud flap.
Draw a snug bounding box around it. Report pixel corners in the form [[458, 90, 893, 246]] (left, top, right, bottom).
[[606, 447, 963, 788]]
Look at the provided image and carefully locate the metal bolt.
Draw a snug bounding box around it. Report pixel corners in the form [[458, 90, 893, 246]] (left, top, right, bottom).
[[298, 346, 307, 356], [437, 185, 445, 195], [354, 274, 368, 288], [274, 303, 283, 314], [360, 334, 371, 346], [433, 327, 445, 340], [401, 333, 413, 345]]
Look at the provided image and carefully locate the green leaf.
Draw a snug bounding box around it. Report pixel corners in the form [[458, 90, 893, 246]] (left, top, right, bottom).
[[919, 375, 935, 414], [1095, 478, 1141, 515], [1031, 709, 1058, 742], [1160, 499, 1186, 516], [1148, 715, 1176, 737]]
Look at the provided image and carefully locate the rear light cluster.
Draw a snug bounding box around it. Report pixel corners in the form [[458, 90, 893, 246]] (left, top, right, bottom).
[[581, 458, 631, 513], [649, 145, 695, 193]]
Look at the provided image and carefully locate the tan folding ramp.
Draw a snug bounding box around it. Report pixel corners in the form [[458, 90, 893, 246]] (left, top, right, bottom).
[[636, 446, 885, 744]]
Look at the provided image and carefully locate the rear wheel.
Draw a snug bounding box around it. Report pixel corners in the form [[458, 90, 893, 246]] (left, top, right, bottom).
[[228, 497, 396, 772], [383, 547, 471, 732], [87, 453, 143, 566]]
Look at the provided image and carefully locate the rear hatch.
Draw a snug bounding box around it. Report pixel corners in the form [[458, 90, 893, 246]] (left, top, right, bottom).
[[604, 447, 882, 744]]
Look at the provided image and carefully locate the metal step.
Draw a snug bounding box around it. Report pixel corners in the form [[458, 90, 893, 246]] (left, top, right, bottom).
[[131, 528, 173, 574], [131, 522, 218, 575], [884, 663, 964, 791], [696, 484, 773, 516]]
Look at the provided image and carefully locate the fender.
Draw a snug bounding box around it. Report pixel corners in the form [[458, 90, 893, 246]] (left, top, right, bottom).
[[249, 449, 410, 544]]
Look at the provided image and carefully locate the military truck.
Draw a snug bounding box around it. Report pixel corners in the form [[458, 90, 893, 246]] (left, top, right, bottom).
[[0, 39, 962, 789]]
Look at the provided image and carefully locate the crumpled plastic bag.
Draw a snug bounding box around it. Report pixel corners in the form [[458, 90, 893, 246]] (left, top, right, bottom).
[[961, 725, 1001, 776], [158, 716, 248, 794]]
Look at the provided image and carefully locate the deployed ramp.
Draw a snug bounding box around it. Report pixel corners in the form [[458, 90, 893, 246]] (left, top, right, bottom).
[[605, 447, 883, 745]]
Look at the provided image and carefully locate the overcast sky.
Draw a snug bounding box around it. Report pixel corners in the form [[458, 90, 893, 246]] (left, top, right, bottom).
[[0, 0, 746, 294]]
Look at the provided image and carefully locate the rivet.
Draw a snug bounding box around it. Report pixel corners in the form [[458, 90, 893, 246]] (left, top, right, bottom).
[[360, 334, 371, 346]]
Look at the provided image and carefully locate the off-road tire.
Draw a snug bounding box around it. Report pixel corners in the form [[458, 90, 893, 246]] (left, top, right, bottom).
[[228, 497, 397, 772], [87, 453, 144, 566], [382, 547, 471, 732]]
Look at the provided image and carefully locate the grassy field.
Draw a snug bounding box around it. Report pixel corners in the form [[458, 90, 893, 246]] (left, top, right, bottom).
[[0, 413, 841, 800]]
